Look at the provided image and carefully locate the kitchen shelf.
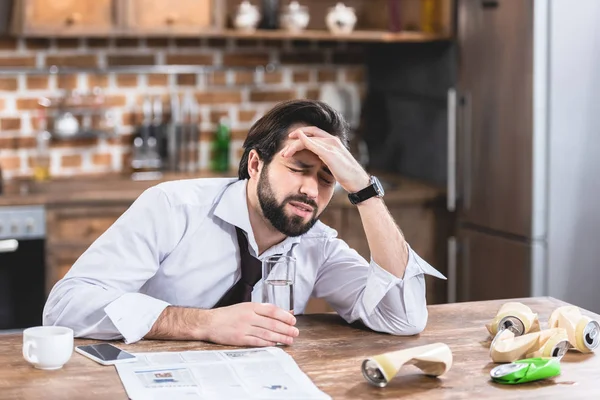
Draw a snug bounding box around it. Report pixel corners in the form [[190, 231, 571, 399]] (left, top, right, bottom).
[[16, 28, 451, 43], [9, 0, 454, 43], [0, 64, 281, 76], [213, 28, 450, 43]]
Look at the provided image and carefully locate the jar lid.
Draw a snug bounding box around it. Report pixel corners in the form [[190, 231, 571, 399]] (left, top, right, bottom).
[[330, 3, 354, 12], [284, 1, 307, 11]]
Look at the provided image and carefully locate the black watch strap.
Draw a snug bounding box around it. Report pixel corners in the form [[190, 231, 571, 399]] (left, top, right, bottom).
[[348, 176, 384, 205]]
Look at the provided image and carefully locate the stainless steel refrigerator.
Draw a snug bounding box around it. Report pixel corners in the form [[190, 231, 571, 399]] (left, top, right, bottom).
[[448, 0, 600, 313]]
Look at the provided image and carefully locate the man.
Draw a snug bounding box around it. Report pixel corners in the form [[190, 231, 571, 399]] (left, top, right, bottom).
[[44, 99, 445, 346]]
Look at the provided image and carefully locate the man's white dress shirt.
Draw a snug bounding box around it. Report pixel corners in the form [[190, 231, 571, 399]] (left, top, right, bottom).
[[43, 178, 446, 343]]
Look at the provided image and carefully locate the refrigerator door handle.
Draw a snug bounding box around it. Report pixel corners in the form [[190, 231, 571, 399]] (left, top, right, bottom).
[[462, 92, 473, 211], [447, 237, 457, 303], [447, 88, 457, 212]]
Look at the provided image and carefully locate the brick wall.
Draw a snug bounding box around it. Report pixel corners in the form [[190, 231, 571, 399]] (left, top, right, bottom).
[[0, 37, 366, 180]]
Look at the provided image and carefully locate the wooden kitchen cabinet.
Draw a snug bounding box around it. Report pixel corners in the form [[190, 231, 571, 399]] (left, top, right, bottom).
[[11, 0, 118, 35], [123, 0, 215, 33], [46, 205, 129, 244], [45, 204, 129, 293]]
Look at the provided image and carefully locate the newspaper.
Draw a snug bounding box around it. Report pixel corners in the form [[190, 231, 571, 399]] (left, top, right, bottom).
[[115, 347, 331, 400]]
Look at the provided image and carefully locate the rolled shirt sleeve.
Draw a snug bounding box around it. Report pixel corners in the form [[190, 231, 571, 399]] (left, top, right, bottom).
[[43, 186, 181, 344], [313, 236, 446, 336], [104, 293, 170, 344]]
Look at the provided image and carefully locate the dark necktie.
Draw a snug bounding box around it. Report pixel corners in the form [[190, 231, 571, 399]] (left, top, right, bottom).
[[213, 227, 263, 308]]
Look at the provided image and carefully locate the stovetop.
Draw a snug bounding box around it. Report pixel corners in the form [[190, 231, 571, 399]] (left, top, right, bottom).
[[0, 205, 45, 240]]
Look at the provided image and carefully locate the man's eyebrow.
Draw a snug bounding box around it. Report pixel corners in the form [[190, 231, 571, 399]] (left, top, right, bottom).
[[293, 159, 312, 169], [292, 159, 334, 177]]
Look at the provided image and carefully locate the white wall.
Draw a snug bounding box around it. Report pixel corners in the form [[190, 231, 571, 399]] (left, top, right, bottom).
[[547, 0, 600, 312]]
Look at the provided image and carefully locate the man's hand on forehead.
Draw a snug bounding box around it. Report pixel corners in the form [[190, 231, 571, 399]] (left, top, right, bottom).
[[280, 126, 370, 193]]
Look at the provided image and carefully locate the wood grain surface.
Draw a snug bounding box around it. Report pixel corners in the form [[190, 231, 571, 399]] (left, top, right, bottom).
[[1, 297, 598, 399]]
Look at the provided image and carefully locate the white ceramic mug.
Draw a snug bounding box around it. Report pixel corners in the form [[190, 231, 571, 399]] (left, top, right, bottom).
[[22, 326, 74, 370]]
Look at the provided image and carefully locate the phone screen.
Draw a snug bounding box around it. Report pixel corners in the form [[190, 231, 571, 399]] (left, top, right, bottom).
[[78, 344, 136, 362]]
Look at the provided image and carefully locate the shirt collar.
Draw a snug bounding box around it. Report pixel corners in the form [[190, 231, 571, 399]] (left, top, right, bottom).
[[213, 179, 302, 258]]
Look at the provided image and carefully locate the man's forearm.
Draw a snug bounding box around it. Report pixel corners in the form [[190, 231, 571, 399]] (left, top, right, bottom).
[[356, 197, 409, 278], [145, 306, 211, 341]]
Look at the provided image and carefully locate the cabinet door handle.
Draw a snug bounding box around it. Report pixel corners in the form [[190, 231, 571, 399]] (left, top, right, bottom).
[[166, 14, 178, 25], [447, 88, 457, 212], [0, 239, 19, 253], [65, 12, 82, 26], [447, 237, 457, 303], [461, 92, 473, 211]]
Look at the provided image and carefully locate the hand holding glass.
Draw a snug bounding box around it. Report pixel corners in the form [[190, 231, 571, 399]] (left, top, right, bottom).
[[262, 255, 296, 314]]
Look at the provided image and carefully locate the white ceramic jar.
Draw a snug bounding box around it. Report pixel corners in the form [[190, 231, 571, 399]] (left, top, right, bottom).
[[280, 1, 310, 33], [326, 2, 357, 35], [233, 1, 261, 32]]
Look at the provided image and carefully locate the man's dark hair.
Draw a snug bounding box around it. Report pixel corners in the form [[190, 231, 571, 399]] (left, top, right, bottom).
[[238, 99, 349, 180]]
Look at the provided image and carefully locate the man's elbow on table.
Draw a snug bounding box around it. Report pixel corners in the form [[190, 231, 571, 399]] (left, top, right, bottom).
[[42, 280, 101, 337], [365, 302, 429, 337], [42, 284, 75, 328], [42, 294, 69, 329], [399, 313, 428, 336], [42, 292, 123, 340], [385, 311, 428, 336]]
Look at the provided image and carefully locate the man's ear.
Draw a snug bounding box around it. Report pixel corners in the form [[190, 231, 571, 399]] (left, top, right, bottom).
[[247, 149, 263, 179]]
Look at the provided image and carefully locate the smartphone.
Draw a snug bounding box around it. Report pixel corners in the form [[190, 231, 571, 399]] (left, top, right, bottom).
[[75, 343, 137, 366]]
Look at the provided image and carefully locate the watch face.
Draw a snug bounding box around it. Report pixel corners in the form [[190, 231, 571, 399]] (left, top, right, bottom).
[[372, 176, 385, 197]]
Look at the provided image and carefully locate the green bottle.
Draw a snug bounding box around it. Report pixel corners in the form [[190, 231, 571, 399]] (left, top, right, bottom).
[[211, 117, 231, 172]]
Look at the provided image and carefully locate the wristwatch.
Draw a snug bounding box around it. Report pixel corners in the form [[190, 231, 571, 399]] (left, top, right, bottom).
[[348, 176, 385, 205]]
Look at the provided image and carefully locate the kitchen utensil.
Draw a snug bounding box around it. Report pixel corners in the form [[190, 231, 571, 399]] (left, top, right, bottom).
[[168, 93, 180, 172], [189, 96, 200, 172], [141, 96, 152, 147], [180, 93, 192, 172], [152, 95, 167, 162]]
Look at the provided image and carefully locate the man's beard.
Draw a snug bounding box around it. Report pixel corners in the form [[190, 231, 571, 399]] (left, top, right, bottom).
[[257, 166, 319, 237]]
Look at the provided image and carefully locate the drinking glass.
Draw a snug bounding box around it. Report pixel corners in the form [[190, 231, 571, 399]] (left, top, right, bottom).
[[262, 255, 296, 314]]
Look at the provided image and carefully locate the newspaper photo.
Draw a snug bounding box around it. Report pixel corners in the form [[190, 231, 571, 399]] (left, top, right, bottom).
[[115, 347, 331, 400]]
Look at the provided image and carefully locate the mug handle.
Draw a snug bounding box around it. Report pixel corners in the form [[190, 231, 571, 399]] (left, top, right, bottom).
[[23, 341, 39, 364]]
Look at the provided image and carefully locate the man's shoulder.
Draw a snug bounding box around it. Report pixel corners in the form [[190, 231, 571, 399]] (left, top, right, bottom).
[[153, 177, 238, 208]]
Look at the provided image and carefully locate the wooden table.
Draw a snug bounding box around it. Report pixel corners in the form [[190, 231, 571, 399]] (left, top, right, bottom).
[[1, 297, 598, 399]]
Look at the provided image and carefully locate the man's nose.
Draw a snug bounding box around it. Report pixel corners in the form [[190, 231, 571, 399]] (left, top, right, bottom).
[[300, 175, 318, 199]]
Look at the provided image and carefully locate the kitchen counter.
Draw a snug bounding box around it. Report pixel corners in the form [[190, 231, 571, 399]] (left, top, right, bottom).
[[0, 171, 445, 208]]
